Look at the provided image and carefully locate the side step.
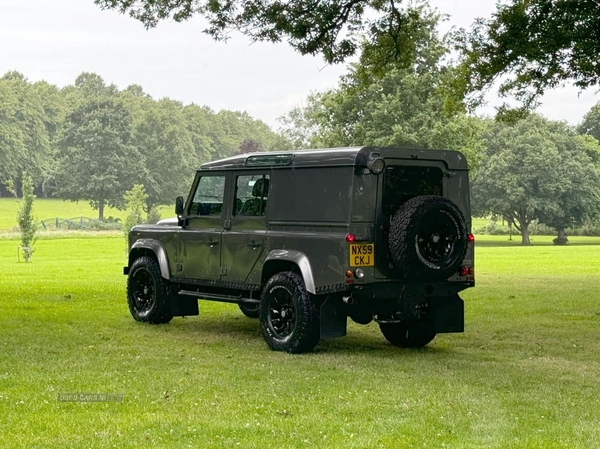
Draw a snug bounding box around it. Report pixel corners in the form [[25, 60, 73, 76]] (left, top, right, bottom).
[[179, 290, 259, 305]]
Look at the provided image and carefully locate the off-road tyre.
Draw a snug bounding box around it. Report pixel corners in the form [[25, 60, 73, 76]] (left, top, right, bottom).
[[238, 302, 260, 318], [127, 256, 173, 324], [379, 321, 436, 348], [259, 271, 320, 353], [389, 195, 468, 281]]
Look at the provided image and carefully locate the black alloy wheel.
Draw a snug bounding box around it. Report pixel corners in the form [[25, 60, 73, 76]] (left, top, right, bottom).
[[415, 210, 459, 267], [259, 272, 320, 353], [266, 286, 297, 339], [127, 256, 173, 324]]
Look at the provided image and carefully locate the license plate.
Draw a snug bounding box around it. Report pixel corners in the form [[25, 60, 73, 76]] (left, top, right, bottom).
[[349, 243, 374, 267]]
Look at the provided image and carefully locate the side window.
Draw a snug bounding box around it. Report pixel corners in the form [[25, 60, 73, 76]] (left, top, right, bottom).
[[234, 174, 270, 217], [189, 175, 226, 216]]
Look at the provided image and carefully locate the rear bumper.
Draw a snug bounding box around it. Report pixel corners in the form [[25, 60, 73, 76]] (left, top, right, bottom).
[[350, 280, 472, 301]]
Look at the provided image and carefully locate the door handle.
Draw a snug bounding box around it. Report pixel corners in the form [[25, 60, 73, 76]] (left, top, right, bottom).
[[248, 240, 262, 249], [209, 239, 219, 248]]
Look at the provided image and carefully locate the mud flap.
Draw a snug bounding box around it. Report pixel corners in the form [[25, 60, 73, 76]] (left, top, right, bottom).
[[319, 295, 347, 339], [431, 294, 464, 333], [170, 289, 199, 317]]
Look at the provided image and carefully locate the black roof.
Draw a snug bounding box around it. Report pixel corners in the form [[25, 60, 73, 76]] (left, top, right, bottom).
[[199, 146, 469, 171]]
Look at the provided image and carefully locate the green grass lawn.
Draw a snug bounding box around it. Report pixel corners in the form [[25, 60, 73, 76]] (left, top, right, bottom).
[[1, 235, 599, 448], [0, 198, 174, 231]]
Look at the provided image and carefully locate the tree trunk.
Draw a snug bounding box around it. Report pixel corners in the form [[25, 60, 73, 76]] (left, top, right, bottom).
[[98, 198, 105, 220], [554, 227, 568, 245], [521, 223, 531, 245]]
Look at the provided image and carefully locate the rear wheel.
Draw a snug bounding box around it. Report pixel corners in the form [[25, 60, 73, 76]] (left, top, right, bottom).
[[259, 271, 320, 353], [127, 256, 173, 324], [379, 321, 436, 348], [238, 302, 260, 318]]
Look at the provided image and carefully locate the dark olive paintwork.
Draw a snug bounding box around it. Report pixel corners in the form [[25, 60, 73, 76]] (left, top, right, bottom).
[[125, 146, 474, 341]]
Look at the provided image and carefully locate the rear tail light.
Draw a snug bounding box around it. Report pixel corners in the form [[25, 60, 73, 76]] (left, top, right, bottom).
[[459, 266, 474, 277], [345, 234, 356, 243], [467, 233, 475, 243]]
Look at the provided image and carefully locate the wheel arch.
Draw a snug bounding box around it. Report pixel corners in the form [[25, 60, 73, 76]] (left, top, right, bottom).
[[128, 239, 170, 280], [262, 250, 316, 294]]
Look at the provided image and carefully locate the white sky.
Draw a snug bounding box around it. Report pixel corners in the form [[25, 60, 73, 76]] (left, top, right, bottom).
[[0, 0, 598, 129]]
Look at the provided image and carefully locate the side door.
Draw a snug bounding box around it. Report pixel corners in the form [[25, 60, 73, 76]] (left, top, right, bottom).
[[177, 173, 228, 282], [221, 172, 270, 285]]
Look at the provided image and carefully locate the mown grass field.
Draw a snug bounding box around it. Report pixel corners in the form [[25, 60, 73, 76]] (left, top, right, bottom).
[[1, 234, 600, 448], [0, 198, 174, 231]]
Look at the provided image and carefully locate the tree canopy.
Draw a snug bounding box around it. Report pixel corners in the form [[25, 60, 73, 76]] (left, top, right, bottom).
[[279, 7, 485, 168], [579, 102, 600, 144], [96, 0, 444, 67], [0, 71, 283, 219], [96, 0, 600, 114], [456, 0, 600, 115], [472, 115, 600, 245], [0, 73, 51, 186], [54, 98, 141, 219]]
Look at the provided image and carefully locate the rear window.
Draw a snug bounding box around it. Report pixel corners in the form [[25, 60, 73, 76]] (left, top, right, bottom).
[[382, 165, 443, 217]]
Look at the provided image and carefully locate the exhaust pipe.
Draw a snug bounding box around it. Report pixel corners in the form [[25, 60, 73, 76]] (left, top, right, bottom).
[[342, 295, 354, 305]]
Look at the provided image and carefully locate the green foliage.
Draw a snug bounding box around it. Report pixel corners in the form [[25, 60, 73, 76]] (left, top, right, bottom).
[[95, 0, 435, 67], [455, 0, 600, 114], [473, 219, 512, 236], [1, 70, 285, 215], [0, 73, 52, 190], [208, 110, 284, 160], [146, 206, 162, 224], [53, 96, 142, 220], [472, 115, 600, 245], [238, 137, 263, 154], [123, 184, 148, 238], [578, 102, 600, 144], [553, 236, 569, 245], [278, 8, 485, 169], [12, 173, 37, 261], [126, 96, 196, 212]]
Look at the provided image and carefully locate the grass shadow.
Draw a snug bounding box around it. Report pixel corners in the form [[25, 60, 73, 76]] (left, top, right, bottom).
[[155, 312, 454, 356]]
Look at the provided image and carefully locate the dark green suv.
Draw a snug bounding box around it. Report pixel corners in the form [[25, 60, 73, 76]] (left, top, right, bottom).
[[124, 147, 474, 353]]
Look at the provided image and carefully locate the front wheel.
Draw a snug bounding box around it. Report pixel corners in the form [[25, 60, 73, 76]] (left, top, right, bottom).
[[127, 256, 173, 324], [259, 272, 320, 353], [379, 321, 436, 348]]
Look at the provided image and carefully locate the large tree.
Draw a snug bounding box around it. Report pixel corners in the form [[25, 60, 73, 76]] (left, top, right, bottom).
[[278, 7, 485, 167], [54, 98, 142, 219], [129, 97, 197, 213], [0, 72, 52, 194], [578, 102, 600, 144], [96, 0, 600, 114], [472, 115, 600, 245], [456, 0, 600, 116], [96, 0, 443, 68]]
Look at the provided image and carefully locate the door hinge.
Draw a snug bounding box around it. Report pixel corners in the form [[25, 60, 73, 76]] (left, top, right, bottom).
[[220, 266, 227, 276], [224, 219, 231, 230]]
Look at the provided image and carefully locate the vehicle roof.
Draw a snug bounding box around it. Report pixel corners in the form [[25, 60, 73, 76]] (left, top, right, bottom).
[[199, 146, 469, 171]]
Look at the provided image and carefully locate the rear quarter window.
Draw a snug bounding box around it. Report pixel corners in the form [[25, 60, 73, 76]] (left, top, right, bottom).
[[270, 167, 353, 222]]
